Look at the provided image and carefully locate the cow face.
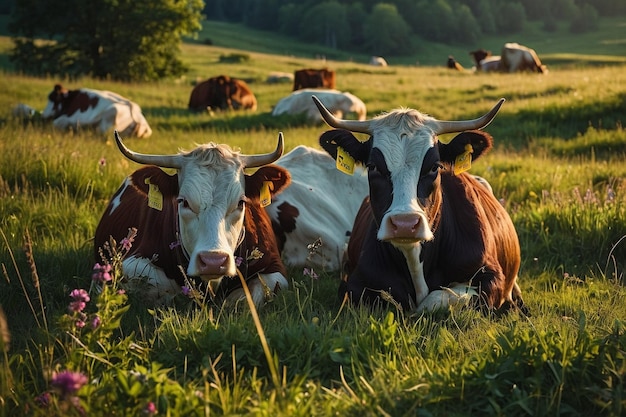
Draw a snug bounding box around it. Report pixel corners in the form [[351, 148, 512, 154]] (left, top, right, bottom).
[[114, 131, 287, 284], [315, 98, 504, 250]]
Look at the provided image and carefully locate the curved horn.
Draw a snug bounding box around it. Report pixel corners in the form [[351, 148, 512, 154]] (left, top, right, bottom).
[[312, 96, 373, 134], [241, 132, 284, 168], [114, 131, 182, 168], [433, 98, 505, 135]]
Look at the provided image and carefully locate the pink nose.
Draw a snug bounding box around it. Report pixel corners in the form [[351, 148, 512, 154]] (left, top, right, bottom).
[[197, 251, 229, 275], [388, 213, 421, 239]]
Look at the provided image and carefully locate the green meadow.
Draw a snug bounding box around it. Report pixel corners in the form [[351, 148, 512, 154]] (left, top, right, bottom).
[[1, 16, 626, 416]]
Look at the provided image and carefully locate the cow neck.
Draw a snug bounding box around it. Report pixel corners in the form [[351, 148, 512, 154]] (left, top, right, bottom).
[[172, 202, 190, 267]]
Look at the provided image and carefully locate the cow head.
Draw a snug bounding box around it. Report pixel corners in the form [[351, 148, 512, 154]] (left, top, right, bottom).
[[314, 96, 504, 249], [113, 131, 289, 284], [41, 84, 70, 119]]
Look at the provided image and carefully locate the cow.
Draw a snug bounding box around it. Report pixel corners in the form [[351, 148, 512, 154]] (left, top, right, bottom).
[[266, 72, 294, 84], [446, 55, 465, 71], [501, 43, 548, 73], [293, 68, 336, 91], [41, 84, 152, 138], [267, 145, 369, 270], [311, 95, 527, 314], [272, 89, 366, 123], [94, 131, 290, 308], [188, 75, 257, 112], [12, 103, 39, 119], [469, 49, 501, 72], [369, 56, 388, 67]]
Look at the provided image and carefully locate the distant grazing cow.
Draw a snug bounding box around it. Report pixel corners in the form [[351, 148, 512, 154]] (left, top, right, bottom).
[[41, 84, 152, 138], [272, 89, 366, 123], [94, 132, 290, 307], [312, 96, 526, 314], [369, 56, 388, 67], [266, 72, 294, 84], [293, 68, 336, 91], [469, 49, 501, 72], [501, 43, 548, 73], [188, 75, 257, 112], [446, 55, 465, 71], [267, 145, 368, 270]]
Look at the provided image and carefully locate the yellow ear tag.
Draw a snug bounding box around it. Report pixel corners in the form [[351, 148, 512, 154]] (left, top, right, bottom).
[[454, 144, 473, 175], [336, 146, 355, 175], [145, 178, 163, 211], [260, 181, 273, 207]]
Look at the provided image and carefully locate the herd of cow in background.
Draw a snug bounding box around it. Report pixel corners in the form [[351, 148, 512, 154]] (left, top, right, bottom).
[[10, 42, 544, 315]]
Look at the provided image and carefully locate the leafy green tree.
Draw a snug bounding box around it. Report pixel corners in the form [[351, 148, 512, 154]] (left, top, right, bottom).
[[569, 3, 599, 33], [495, 2, 527, 34], [298, 1, 351, 49], [363, 3, 412, 55], [9, 0, 203, 82]]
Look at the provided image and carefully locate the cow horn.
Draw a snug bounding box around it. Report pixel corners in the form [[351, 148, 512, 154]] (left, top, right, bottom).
[[114, 131, 183, 168], [433, 98, 505, 135], [241, 132, 284, 168], [312, 96, 373, 134]]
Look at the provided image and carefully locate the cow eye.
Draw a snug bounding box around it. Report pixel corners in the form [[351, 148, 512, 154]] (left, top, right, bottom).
[[238, 199, 245, 210], [431, 163, 443, 173]]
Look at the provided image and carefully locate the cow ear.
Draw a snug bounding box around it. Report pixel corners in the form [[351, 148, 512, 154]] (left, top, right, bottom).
[[319, 129, 371, 164], [245, 165, 291, 198], [438, 130, 493, 164]]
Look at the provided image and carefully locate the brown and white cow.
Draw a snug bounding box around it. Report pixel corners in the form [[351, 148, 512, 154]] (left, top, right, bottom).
[[267, 145, 369, 270], [501, 43, 548, 73], [369, 56, 388, 67], [41, 84, 152, 138], [312, 96, 526, 314], [94, 132, 290, 307], [188, 75, 257, 112], [469, 49, 501, 72], [293, 68, 336, 91]]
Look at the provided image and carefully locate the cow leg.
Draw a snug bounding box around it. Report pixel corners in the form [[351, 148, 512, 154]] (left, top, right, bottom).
[[122, 256, 181, 304], [224, 272, 288, 308], [415, 282, 479, 313]]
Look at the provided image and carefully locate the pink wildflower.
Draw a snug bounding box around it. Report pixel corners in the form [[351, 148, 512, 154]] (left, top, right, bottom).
[[68, 301, 87, 313], [51, 370, 88, 396], [92, 263, 112, 283], [143, 401, 157, 415], [121, 237, 133, 251], [91, 315, 101, 329], [75, 320, 85, 328], [70, 289, 90, 303], [98, 157, 106, 167]]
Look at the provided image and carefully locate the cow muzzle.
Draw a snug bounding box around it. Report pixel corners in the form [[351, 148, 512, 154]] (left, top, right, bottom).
[[194, 250, 235, 279], [378, 212, 433, 244]]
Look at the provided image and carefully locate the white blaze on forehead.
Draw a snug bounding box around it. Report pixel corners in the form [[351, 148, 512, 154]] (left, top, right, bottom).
[[372, 124, 437, 242], [175, 149, 247, 277]]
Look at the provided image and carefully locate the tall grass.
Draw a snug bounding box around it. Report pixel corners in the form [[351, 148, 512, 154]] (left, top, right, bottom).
[[0, 21, 626, 416]]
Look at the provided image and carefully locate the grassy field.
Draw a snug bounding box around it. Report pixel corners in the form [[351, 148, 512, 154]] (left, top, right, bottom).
[[1, 17, 626, 416]]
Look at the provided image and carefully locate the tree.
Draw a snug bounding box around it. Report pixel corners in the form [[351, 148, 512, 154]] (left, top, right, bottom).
[[298, 1, 351, 49], [9, 0, 204, 82], [363, 3, 412, 55]]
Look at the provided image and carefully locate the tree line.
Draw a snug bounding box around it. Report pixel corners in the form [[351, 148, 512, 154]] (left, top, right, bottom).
[[5, 0, 624, 82], [204, 0, 624, 54]]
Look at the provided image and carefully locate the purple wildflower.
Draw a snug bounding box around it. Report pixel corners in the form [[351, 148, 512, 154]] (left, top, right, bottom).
[[91, 315, 101, 329], [92, 263, 112, 283], [235, 256, 243, 267], [51, 370, 88, 397], [303, 267, 319, 279], [181, 286, 191, 296], [35, 392, 51, 407]]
